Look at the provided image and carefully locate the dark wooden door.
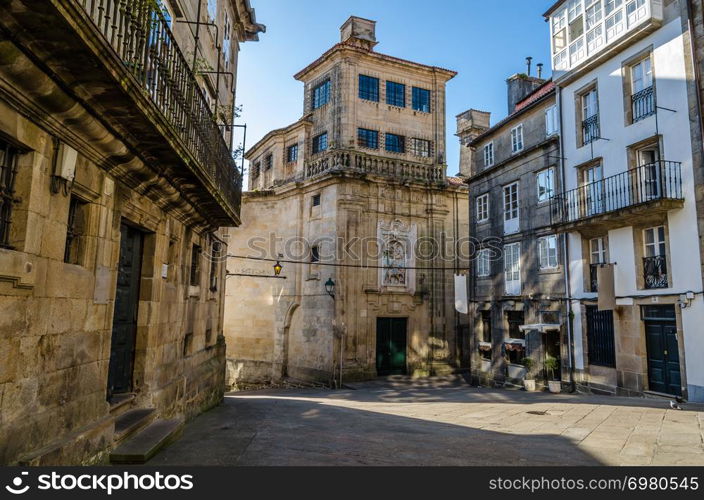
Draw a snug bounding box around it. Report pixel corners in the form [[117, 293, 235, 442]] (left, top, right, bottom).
[[107, 223, 143, 397], [645, 313, 681, 396], [376, 318, 407, 376]]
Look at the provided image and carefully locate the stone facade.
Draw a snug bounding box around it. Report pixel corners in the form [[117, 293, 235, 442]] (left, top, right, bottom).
[[224, 17, 469, 387], [0, 0, 263, 465], [457, 78, 568, 390]]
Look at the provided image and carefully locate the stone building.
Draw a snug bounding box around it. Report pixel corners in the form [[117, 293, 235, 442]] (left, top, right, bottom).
[[0, 0, 263, 464], [224, 17, 469, 387], [545, 0, 704, 400], [457, 74, 568, 389]]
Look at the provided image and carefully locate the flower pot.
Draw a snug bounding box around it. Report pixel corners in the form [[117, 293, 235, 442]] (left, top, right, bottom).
[[524, 379, 536, 392], [548, 380, 561, 393]]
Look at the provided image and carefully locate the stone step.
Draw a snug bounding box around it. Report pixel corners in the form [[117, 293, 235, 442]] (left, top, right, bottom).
[[113, 408, 156, 443], [108, 393, 136, 416], [109, 419, 183, 464]]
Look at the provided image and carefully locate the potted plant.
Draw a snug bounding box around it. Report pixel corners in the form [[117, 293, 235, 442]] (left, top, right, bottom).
[[544, 356, 561, 393], [522, 357, 536, 392]]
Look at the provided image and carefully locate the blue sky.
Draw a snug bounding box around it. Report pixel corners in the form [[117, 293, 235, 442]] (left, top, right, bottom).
[[235, 0, 555, 180]]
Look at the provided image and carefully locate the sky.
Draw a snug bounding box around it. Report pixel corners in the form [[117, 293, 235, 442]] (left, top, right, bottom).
[[235, 0, 555, 182]]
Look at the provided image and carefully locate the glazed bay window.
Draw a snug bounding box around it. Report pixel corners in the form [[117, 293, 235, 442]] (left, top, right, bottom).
[[510, 124, 524, 153], [312, 132, 328, 154], [483, 142, 494, 167], [581, 88, 600, 145], [476, 193, 489, 223], [630, 56, 654, 122], [359, 75, 379, 102], [385, 133, 405, 154], [0, 140, 19, 249], [477, 248, 491, 278], [312, 79, 330, 109], [358, 128, 379, 149], [410, 138, 431, 157], [504, 242, 521, 296], [386, 81, 406, 107], [536, 167, 555, 203], [503, 182, 519, 234], [627, 0, 647, 26], [287, 144, 298, 163], [538, 235, 559, 270], [412, 87, 431, 113], [643, 225, 668, 289]]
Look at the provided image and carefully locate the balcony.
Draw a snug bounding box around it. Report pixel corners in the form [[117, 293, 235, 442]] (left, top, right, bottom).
[[551, 161, 684, 230], [632, 86, 655, 122], [582, 114, 600, 145], [644, 255, 668, 289], [305, 151, 445, 184], [0, 0, 242, 226]]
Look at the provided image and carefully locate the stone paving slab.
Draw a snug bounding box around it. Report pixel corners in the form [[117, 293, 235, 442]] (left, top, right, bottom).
[[148, 378, 704, 466]]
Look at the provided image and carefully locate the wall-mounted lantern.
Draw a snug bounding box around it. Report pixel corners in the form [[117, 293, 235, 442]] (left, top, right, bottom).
[[325, 277, 335, 299]]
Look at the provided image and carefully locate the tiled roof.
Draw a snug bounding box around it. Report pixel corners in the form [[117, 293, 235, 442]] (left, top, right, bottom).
[[446, 176, 467, 186], [514, 80, 556, 112]]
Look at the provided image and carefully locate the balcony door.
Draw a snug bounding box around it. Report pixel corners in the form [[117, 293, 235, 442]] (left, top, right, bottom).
[[582, 163, 604, 217], [636, 147, 661, 201], [503, 182, 519, 235], [504, 243, 521, 296]]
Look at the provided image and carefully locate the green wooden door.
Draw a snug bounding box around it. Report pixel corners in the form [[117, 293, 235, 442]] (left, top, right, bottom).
[[376, 318, 407, 376]]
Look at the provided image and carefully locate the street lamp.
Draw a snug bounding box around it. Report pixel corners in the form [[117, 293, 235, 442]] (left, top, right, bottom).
[[325, 277, 335, 299], [273, 260, 283, 276]]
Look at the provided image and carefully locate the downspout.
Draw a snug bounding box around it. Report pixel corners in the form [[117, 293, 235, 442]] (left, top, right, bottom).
[[686, 0, 704, 149], [557, 86, 577, 393]]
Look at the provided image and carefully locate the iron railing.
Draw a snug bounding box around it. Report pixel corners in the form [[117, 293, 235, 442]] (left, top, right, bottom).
[[582, 114, 600, 144], [78, 0, 241, 213], [550, 161, 683, 225], [644, 255, 668, 289], [305, 151, 445, 183], [632, 86, 655, 122], [0, 140, 18, 249]]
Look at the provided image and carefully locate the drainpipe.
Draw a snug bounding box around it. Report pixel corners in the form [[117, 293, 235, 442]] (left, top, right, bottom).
[[557, 86, 577, 393], [686, 0, 704, 149]]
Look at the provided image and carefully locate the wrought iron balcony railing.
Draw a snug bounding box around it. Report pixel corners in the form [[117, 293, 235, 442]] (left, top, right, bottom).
[[550, 161, 683, 226], [644, 255, 668, 289], [582, 114, 600, 145], [632, 86, 655, 122], [305, 151, 445, 183], [78, 0, 241, 216]]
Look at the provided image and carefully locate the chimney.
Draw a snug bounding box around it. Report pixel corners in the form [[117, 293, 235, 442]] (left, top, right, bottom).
[[340, 16, 378, 51], [456, 109, 491, 177], [506, 59, 546, 113]]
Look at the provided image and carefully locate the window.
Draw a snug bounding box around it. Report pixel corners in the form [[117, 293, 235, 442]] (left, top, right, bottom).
[[209, 241, 221, 292], [476, 248, 491, 277], [632, 57, 653, 93], [207, 0, 216, 21], [222, 11, 231, 70], [312, 132, 328, 154], [357, 128, 379, 149], [570, 37, 585, 65], [538, 235, 559, 270], [385, 133, 405, 153], [190, 244, 201, 286], [586, 306, 616, 367], [605, 0, 623, 15], [476, 194, 489, 222], [287, 144, 298, 163], [64, 196, 88, 265], [483, 142, 494, 167], [386, 81, 406, 107], [312, 80, 331, 109], [590, 237, 607, 264], [503, 182, 519, 234], [359, 75, 379, 102], [510, 125, 524, 153], [545, 105, 559, 136], [536, 167, 555, 203], [0, 140, 19, 249], [644, 226, 666, 258], [504, 242, 521, 296], [586, 25, 604, 55], [581, 88, 599, 144], [251, 161, 260, 178], [410, 138, 431, 157], [412, 87, 431, 112], [631, 57, 654, 122], [506, 311, 526, 364], [586, 0, 602, 29], [606, 10, 624, 41], [626, 0, 647, 26], [480, 311, 492, 360], [264, 153, 273, 170], [312, 194, 321, 207], [552, 9, 567, 54], [643, 226, 668, 289], [311, 245, 320, 263]]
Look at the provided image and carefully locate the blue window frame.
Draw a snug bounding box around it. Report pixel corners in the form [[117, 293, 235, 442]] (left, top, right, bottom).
[[287, 144, 298, 163], [357, 128, 379, 149], [386, 81, 406, 107], [312, 133, 328, 154], [385, 133, 405, 153], [312, 80, 330, 109], [359, 75, 379, 102], [412, 87, 431, 112]]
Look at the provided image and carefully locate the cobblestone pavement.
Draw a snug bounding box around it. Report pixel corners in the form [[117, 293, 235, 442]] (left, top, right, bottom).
[[150, 377, 704, 466]]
